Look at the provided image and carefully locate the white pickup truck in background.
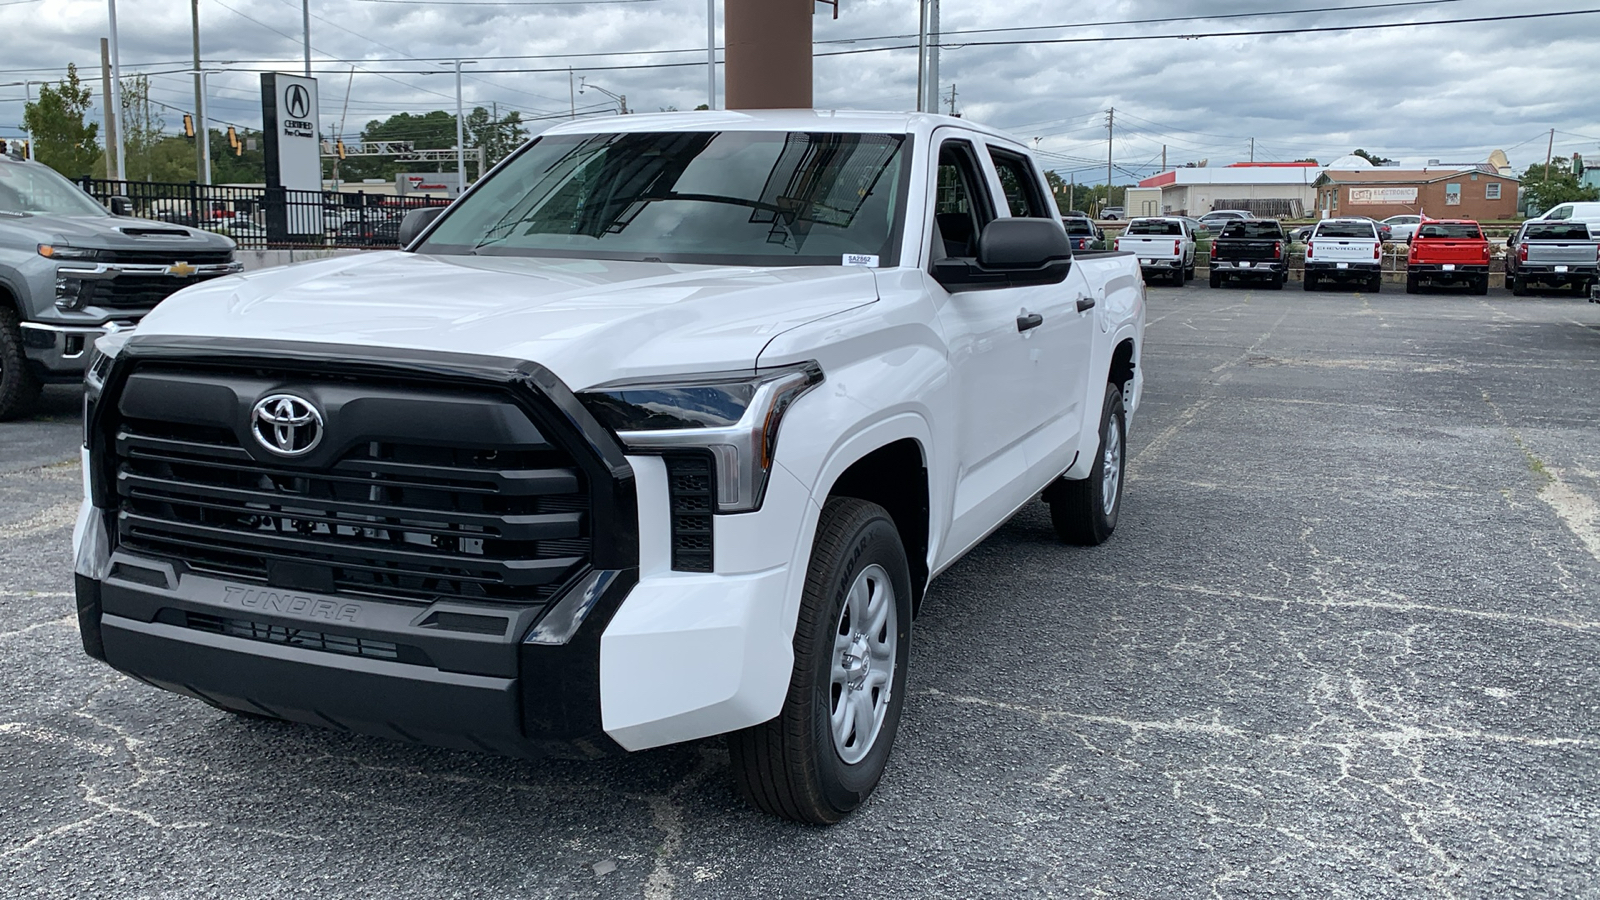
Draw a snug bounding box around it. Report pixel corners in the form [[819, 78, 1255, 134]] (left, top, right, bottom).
[[1114, 217, 1197, 285], [1304, 217, 1384, 292], [74, 111, 1146, 824]]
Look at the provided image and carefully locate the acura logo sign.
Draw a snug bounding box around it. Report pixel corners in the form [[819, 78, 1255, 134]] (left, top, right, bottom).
[[284, 84, 311, 119], [251, 394, 323, 457]]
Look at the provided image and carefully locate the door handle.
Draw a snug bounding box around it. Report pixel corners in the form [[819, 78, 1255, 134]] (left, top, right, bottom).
[[1016, 312, 1044, 333], [1076, 296, 1096, 312]]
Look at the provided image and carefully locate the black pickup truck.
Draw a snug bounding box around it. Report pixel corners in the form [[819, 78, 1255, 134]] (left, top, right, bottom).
[[1208, 219, 1288, 290]]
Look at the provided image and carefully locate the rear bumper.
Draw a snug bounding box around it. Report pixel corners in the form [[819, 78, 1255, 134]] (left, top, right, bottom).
[[1515, 265, 1598, 280], [1304, 261, 1380, 276], [1408, 264, 1488, 279], [1136, 258, 1184, 270], [1212, 260, 1285, 274]]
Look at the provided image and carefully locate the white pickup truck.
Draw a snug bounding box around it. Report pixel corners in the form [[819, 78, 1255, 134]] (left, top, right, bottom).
[[1304, 217, 1384, 292], [72, 111, 1145, 823], [1114, 216, 1197, 285]]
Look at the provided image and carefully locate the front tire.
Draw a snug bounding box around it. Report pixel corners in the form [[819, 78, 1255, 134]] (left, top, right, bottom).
[[728, 498, 912, 824], [1046, 382, 1126, 546], [0, 307, 43, 422]]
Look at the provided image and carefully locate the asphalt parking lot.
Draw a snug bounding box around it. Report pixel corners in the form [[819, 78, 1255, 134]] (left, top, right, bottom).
[[2, 282, 1598, 899]]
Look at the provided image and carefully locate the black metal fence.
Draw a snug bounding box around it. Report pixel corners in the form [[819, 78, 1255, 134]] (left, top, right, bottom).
[[77, 178, 453, 250]]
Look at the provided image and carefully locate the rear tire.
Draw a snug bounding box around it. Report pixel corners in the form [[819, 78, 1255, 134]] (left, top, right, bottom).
[[1474, 274, 1489, 296], [1511, 275, 1527, 296], [1368, 274, 1382, 293], [1209, 271, 1221, 289], [1303, 272, 1316, 291], [1046, 383, 1126, 546], [1405, 274, 1419, 294], [0, 307, 43, 422], [728, 497, 912, 824], [1269, 274, 1284, 291], [1173, 265, 1186, 287]]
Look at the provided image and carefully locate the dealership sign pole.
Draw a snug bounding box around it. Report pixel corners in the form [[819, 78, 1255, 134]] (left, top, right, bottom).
[[261, 73, 322, 244]]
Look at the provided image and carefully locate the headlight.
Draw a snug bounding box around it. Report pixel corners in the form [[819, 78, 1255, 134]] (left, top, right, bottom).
[[579, 362, 823, 513], [83, 328, 131, 448], [38, 243, 104, 261]]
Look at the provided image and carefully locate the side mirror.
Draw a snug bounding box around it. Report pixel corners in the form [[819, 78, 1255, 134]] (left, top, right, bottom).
[[398, 206, 446, 247], [933, 218, 1073, 291], [108, 196, 134, 217]]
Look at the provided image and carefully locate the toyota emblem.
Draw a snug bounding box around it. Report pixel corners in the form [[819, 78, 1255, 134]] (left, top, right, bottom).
[[284, 84, 311, 119], [251, 394, 323, 457]]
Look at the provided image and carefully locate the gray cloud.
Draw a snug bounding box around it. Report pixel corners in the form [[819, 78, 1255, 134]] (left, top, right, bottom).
[[3, 0, 1597, 179]]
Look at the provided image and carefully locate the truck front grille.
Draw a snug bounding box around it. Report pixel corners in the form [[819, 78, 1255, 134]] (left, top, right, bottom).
[[110, 377, 593, 607], [80, 273, 232, 309]]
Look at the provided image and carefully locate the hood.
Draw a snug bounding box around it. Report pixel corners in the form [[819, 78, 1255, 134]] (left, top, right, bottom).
[[14, 213, 236, 252], [134, 251, 880, 390]]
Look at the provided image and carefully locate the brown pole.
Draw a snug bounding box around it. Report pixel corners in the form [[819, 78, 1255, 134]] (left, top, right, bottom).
[[724, 0, 812, 110]]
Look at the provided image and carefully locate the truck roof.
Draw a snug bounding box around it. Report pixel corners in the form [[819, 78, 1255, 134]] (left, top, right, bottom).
[[1420, 218, 1479, 225], [538, 109, 1025, 147]]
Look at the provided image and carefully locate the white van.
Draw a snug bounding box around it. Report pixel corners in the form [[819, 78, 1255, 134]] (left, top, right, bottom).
[[1535, 201, 1600, 224]]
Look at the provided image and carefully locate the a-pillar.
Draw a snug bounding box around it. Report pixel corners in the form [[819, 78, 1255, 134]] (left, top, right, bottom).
[[724, 0, 813, 110]]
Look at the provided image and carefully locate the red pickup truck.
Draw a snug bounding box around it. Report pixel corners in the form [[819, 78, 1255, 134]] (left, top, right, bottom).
[[1406, 219, 1490, 295]]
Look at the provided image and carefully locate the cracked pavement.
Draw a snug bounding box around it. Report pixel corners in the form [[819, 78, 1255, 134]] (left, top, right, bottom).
[[2, 284, 1598, 898]]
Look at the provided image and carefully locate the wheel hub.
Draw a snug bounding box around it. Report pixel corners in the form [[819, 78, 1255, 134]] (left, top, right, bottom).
[[842, 634, 872, 689]]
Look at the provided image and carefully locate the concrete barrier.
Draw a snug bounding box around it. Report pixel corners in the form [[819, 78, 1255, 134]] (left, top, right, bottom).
[[235, 248, 366, 272]]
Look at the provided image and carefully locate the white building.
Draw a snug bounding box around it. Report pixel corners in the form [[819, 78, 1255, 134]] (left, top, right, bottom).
[[1136, 163, 1325, 217]]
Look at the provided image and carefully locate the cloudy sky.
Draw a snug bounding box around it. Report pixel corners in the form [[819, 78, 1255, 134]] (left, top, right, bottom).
[[3, 0, 1597, 182]]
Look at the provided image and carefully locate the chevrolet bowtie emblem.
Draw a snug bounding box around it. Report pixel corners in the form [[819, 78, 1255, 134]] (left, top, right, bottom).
[[167, 261, 197, 277]]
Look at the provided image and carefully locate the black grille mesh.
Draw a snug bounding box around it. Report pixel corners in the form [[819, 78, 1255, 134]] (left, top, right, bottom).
[[664, 453, 715, 573]]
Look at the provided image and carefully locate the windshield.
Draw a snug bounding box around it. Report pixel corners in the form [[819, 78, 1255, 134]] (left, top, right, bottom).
[[1126, 219, 1181, 235], [0, 161, 109, 217], [1220, 221, 1284, 239], [419, 130, 910, 266], [1418, 223, 1482, 239], [1316, 222, 1376, 239]]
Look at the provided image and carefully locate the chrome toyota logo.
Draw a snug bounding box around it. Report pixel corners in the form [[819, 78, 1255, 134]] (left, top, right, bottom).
[[284, 84, 311, 119], [251, 394, 323, 457]]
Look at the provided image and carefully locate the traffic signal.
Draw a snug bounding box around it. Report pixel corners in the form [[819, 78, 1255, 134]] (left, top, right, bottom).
[[183, 114, 194, 138], [227, 126, 242, 156], [336, 140, 347, 160], [20, 140, 27, 160]]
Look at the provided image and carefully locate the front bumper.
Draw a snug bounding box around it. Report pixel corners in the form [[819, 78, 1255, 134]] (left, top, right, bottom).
[[20, 322, 133, 381]]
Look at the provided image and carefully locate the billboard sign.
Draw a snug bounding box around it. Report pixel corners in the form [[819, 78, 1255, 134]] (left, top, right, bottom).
[[396, 173, 460, 198], [261, 73, 322, 239], [1348, 186, 1417, 205]]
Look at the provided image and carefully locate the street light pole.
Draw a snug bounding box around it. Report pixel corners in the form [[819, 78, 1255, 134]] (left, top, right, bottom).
[[706, 0, 716, 110], [192, 0, 205, 182], [302, 0, 312, 77], [106, 0, 127, 180], [454, 59, 466, 195]]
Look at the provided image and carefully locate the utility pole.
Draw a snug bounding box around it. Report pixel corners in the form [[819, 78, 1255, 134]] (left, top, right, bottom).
[[947, 83, 957, 117], [1106, 107, 1114, 209], [106, 0, 126, 181], [191, 0, 206, 183], [1161, 144, 1166, 171], [98, 40, 118, 179], [927, 0, 939, 115], [1069, 171, 1075, 212], [453, 59, 466, 195], [569, 69, 575, 119], [706, 0, 716, 109], [301, 0, 312, 77], [196, 69, 211, 185], [1249, 137, 1255, 163], [915, 0, 928, 112], [1544, 128, 1555, 181]]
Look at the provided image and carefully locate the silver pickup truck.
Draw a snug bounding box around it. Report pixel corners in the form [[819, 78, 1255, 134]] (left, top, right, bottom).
[[1505, 221, 1598, 296], [0, 151, 239, 419]]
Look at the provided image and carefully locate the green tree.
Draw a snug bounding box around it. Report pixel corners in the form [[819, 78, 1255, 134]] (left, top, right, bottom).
[[465, 106, 527, 167], [118, 75, 188, 182], [1352, 148, 1392, 166], [208, 128, 267, 184], [21, 63, 101, 178], [1517, 160, 1599, 212]]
